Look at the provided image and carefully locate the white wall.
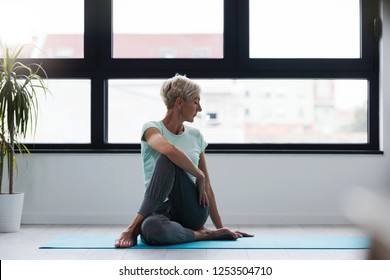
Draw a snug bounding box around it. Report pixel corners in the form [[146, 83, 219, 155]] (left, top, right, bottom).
[[14, 1, 390, 225]]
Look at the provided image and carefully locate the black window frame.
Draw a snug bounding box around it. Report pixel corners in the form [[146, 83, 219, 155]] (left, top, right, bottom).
[[18, 0, 381, 154]]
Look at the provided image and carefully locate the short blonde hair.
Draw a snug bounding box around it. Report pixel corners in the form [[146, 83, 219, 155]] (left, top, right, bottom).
[[160, 74, 201, 109]]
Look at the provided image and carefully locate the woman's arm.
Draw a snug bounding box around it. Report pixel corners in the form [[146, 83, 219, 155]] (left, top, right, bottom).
[[198, 152, 224, 229], [143, 127, 209, 207], [198, 152, 254, 238]]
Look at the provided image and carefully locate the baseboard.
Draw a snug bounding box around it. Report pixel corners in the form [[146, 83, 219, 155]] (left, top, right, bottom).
[[21, 212, 351, 225], [218, 214, 351, 225]]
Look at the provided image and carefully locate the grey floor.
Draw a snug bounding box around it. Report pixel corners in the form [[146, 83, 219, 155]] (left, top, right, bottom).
[[0, 224, 369, 260]]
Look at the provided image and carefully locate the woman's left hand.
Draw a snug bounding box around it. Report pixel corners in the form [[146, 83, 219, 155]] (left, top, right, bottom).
[[233, 230, 255, 238], [196, 175, 210, 207]]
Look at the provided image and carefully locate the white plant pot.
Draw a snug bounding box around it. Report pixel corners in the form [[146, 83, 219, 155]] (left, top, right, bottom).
[[0, 193, 24, 233]]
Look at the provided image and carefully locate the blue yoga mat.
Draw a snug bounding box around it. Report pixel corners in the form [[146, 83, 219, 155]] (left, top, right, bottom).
[[39, 235, 370, 249]]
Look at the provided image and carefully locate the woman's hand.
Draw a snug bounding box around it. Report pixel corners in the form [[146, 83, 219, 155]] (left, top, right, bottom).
[[232, 230, 255, 238], [196, 174, 209, 207]]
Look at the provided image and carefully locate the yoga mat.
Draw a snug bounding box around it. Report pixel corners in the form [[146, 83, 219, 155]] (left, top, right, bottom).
[[39, 235, 370, 250]]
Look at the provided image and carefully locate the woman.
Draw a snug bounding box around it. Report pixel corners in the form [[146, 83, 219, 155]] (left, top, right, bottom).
[[115, 75, 252, 248]]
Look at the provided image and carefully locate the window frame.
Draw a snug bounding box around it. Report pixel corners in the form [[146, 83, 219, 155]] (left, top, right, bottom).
[[16, 0, 380, 154]]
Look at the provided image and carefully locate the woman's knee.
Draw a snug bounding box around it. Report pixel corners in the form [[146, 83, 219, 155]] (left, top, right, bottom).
[[175, 206, 209, 230], [155, 154, 174, 169], [140, 215, 170, 245], [140, 215, 194, 245]]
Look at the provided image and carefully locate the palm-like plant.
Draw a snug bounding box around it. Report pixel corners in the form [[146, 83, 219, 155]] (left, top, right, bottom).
[[0, 46, 50, 194]]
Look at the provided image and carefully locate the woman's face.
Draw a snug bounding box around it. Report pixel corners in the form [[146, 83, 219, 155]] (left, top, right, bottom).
[[181, 96, 202, 122]]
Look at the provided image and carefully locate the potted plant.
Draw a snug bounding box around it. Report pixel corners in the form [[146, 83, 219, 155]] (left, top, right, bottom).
[[0, 46, 50, 232]]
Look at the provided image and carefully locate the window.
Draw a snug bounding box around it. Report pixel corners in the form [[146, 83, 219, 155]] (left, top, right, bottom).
[[108, 79, 368, 145], [0, 0, 84, 58], [3, 0, 380, 154], [22, 80, 91, 144], [113, 0, 223, 58], [250, 0, 361, 58], [108, 79, 166, 143]]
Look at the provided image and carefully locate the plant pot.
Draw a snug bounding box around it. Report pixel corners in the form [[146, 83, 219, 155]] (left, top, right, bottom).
[[0, 193, 24, 233]]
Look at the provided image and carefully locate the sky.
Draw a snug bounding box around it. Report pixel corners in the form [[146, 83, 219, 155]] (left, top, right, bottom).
[[0, 0, 84, 43], [113, 0, 223, 34], [250, 0, 360, 58]]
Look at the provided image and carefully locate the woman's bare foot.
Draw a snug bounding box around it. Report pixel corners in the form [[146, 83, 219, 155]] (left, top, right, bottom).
[[194, 227, 239, 241], [115, 228, 139, 248], [115, 214, 144, 248]]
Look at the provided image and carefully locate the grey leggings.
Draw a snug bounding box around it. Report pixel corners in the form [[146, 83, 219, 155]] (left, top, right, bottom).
[[138, 155, 209, 245]]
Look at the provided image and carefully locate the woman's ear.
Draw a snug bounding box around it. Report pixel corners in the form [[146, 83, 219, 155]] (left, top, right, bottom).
[[175, 97, 184, 109]]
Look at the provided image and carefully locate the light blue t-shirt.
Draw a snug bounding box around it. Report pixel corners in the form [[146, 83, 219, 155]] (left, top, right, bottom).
[[141, 120, 208, 188]]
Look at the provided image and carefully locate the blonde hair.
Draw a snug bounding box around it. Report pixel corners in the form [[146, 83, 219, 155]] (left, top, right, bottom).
[[160, 74, 201, 109]]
